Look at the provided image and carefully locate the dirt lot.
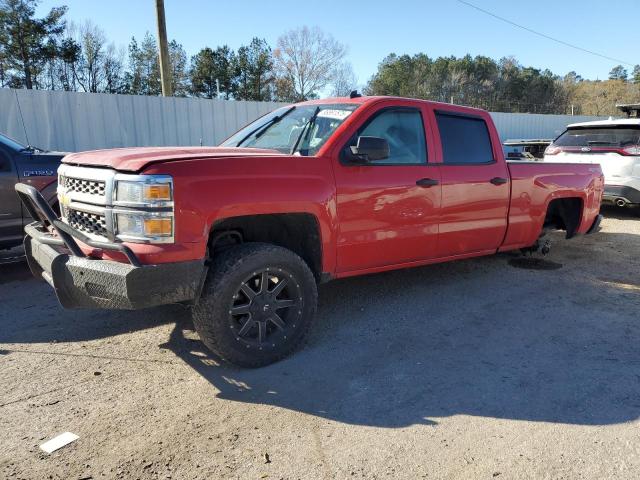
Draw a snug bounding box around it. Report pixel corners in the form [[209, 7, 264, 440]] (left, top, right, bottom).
[[1, 206, 639, 480]]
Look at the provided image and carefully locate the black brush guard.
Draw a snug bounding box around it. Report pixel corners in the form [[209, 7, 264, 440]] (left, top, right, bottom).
[[15, 183, 205, 310], [15, 183, 141, 267]]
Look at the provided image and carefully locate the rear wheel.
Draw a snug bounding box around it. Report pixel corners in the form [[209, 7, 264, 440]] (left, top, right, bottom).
[[192, 243, 317, 368]]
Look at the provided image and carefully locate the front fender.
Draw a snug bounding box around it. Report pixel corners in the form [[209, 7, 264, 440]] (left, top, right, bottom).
[[143, 155, 339, 273]]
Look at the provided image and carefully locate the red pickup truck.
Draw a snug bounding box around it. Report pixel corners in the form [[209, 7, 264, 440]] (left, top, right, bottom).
[[17, 96, 604, 367]]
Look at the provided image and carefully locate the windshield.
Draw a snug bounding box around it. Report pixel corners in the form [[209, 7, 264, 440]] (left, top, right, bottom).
[[555, 127, 640, 147], [0, 132, 27, 152], [221, 104, 359, 155]]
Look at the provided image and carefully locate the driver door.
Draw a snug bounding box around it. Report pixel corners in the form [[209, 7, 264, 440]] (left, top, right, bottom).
[[333, 104, 441, 273]]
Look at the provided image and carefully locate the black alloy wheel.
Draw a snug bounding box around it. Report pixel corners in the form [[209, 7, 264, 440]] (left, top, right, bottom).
[[229, 268, 303, 349], [192, 243, 318, 368]]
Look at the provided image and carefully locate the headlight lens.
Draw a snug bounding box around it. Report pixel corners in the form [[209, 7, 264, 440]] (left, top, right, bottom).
[[115, 212, 174, 242], [115, 176, 173, 206], [113, 174, 175, 243]]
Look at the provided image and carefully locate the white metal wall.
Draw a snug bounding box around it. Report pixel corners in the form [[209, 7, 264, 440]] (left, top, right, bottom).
[[0, 88, 286, 152], [0, 89, 607, 152], [489, 111, 608, 142]]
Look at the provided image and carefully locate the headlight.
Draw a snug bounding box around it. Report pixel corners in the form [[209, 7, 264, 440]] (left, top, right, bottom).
[[114, 175, 173, 207], [115, 212, 174, 243], [113, 174, 174, 243]]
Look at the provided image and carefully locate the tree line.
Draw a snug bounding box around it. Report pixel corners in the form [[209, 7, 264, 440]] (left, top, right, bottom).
[[1, 0, 638, 115], [365, 54, 640, 116], [0, 0, 355, 101]]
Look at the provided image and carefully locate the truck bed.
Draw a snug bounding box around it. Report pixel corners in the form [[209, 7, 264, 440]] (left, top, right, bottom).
[[501, 161, 604, 252]]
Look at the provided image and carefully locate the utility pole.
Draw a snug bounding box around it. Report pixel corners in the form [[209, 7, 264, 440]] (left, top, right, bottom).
[[155, 0, 172, 96]]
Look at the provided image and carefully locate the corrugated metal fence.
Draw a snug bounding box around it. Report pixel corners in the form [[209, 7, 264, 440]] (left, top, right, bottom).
[[0, 89, 606, 152], [489, 111, 607, 143], [0, 89, 286, 152]]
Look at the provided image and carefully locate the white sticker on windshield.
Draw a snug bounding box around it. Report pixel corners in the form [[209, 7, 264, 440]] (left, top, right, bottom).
[[317, 109, 352, 120]]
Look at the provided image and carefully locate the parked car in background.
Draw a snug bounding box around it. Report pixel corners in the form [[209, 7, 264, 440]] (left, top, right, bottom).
[[544, 118, 640, 212], [16, 96, 603, 367], [0, 133, 66, 250], [503, 139, 551, 161]]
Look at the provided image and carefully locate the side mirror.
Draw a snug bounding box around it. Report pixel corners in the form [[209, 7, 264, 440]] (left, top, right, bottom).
[[347, 136, 390, 163]]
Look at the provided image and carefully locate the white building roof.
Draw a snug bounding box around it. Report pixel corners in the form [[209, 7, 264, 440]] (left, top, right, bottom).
[[567, 118, 640, 128]]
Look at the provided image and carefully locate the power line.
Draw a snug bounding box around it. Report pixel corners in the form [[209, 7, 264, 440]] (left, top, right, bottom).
[[457, 0, 634, 67]]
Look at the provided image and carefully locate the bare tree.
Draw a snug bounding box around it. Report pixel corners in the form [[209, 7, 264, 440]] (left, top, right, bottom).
[[74, 21, 106, 92], [61, 21, 124, 93], [331, 62, 358, 97], [103, 43, 125, 93], [273, 26, 346, 101]]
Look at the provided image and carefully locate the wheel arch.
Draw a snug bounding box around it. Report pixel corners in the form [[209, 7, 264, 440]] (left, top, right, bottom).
[[543, 196, 584, 239], [207, 212, 325, 282]]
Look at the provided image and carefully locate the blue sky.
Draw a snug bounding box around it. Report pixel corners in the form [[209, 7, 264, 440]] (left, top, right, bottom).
[[37, 0, 639, 86]]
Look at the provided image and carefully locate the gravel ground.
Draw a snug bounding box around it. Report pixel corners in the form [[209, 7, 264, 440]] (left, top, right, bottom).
[[1, 205, 639, 480]]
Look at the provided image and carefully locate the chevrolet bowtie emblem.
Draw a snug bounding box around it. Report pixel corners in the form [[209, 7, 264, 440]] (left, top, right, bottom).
[[59, 192, 70, 207]]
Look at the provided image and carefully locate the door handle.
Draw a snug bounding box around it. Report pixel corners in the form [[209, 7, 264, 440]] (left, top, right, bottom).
[[489, 177, 508, 185], [416, 178, 439, 187]]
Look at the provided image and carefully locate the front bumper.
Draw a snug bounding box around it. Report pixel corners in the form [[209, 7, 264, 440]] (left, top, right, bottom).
[[16, 183, 206, 310]]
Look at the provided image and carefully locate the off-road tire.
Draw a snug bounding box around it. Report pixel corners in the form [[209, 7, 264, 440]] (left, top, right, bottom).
[[192, 242, 318, 368]]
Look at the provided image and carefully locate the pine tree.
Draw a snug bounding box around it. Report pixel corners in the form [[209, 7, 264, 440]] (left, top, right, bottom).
[[0, 0, 67, 89], [190, 45, 236, 99], [235, 38, 273, 101], [608, 65, 628, 81], [124, 33, 160, 95], [632, 65, 640, 85], [169, 40, 188, 96]]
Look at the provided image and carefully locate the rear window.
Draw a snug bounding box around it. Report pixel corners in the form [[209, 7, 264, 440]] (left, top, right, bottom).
[[555, 127, 640, 147], [436, 112, 494, 164]]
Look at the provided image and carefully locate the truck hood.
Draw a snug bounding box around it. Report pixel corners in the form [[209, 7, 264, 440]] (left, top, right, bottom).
[[62, 146, 283, 172], [32, 150, 69, 160]]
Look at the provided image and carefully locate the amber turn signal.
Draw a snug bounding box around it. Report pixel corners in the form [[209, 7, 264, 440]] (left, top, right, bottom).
[[143, 184, 172, 201], [143, 218, 173, 236]]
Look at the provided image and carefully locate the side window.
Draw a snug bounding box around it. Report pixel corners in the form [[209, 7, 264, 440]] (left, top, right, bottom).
[[346, 108, 427, 165], [436, 112, 494, 165]]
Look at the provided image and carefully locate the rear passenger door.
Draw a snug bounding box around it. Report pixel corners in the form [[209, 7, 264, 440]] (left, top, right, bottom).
[[433, 110, 510, 257]]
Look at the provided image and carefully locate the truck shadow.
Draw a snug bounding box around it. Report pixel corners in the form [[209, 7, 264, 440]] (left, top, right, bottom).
[[0, 262, 180, 343], [0, 261, 33, 284], [162, 230, 640, 428], [2, 230, 639, 428]]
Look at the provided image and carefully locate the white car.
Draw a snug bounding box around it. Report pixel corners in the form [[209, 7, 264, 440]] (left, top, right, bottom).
[[544, 118, 640, 211]]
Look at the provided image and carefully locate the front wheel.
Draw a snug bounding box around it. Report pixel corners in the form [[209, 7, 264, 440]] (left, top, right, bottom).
[[192, 243, 318, 368]]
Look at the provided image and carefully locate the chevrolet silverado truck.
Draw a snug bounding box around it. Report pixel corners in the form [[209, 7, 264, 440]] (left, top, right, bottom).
[[16, 96, 604, 367], [1, 133, 66, 250]]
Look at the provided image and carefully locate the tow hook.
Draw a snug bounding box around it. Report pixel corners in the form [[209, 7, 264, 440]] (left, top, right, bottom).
[[540, 239, 551, 256]]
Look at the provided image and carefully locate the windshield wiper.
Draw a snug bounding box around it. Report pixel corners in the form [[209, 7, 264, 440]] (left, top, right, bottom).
[[235, 106, 296, 148], [290, 106, 321, 155], [587, 141, 615, 145]]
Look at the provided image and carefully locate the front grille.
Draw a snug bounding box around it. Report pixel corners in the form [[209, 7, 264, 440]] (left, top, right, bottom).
[[67, 209, 108, 238], [63, 176, 106, 196]]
